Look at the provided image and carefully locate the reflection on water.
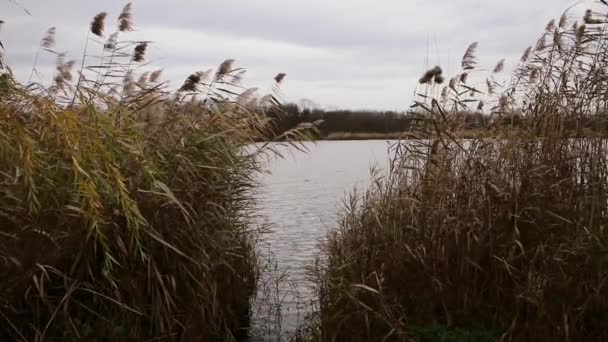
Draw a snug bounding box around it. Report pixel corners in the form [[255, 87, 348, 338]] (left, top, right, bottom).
[[251, 140, 397, 338]]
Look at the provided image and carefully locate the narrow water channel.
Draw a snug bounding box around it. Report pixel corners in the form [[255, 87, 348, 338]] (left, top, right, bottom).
[[250, 140, 397, 339]]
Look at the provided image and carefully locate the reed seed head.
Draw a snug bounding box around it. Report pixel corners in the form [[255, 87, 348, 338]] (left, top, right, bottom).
[[486, 78, 495, 94], [55, 53, 75, 88], [460, 72, 469, 83], [530, 67, 539, 82], [259, 94, 273, 107], [440, 86, 449, 102], [553, 28, 562, 51], [237, 87, 258, 104], [461, 42, 479, 70], [91, 12, 107, 37], [150, 69, 162, 82], [418, 66, 443, 84], [559, 13, 568, 28], [536, 35, 546, 51], [41, 27, 56, 49], [576, 24, 586, 45], [521, 46, 533, 62], [230, 69, 247, 85], [104, 32, 118, 50], [274, 72, 286, 84], [215, 59, 235, 81], [132, 42, 147, 62], [449, 77, 457, 90], [138, 72, 149, 86], [123, 70, 135, 95], [118, 2, 134, 32], [498, 94, 508, 111], [583, 9, 604, 24], [545, 19, 556, 32], [493, 58, 505, 73], [179, 71, 205, 92]]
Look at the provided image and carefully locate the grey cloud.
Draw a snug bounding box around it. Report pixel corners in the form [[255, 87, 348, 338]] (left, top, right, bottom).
[[1, 0, 591, 109]]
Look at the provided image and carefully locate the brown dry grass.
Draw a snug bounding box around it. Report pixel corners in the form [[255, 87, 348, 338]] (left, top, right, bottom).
[[0, 3, 315, 341], [297, 4, 608, 341]]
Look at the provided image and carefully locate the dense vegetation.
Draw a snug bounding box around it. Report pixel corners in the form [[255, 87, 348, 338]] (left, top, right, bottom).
[[0, 4, 312, 341], [269, 104, 608, 140], [297, 5, 608, 342]]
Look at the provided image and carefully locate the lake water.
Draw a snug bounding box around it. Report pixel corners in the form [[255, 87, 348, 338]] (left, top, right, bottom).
[[251, 140, 397, 339]]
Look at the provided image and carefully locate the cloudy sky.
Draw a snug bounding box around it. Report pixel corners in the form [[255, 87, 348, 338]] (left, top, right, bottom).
[[1, 0, 592, 110]]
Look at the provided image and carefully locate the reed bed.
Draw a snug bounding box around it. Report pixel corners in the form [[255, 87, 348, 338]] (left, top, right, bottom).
[[0, 3, 312, 341], [297, 4, 608, 342]]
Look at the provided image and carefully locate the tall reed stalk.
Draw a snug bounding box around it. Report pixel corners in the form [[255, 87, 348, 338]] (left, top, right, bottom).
[[296, 4, 608, 342], [0, 4, 315, 341]]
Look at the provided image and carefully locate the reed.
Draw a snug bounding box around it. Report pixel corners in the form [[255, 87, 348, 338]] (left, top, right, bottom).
[[297, 4, 608, 341], [0, 4, 314, 341]]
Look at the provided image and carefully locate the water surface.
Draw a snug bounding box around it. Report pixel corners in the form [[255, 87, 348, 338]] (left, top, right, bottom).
[[252, 140, 397, 338]]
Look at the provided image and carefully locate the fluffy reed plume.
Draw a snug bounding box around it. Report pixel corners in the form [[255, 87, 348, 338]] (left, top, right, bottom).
[[460, 72, 469, 83], [137, 71, 149, 87], [258, 94, 273, 107], [91, 12, 107, 37], [0, 16, 305, 337], [150, 69, 162, 82], [521, 46, 533, 62], [41, 27, 56, 49], [246, 97, 258, 108], [498, 93, 509, 111], [536, 35, 547, 50], [486, 78, 495, 94], [54, 53, 75, 88], [274, 72, 286, 84], [28, 26, 56, 83], [419, 65, 444, 84], [132, 42, 147, 62], [576, 24, 586, 45], [559, 13, 568, 28], [231, 69, 247, 84], [440, 86, 449, 102], [215, 59, 235, 81], [553, 28, 563, 51], [461, 42, 478, 70], [179, 71, 206, 92], [105, 32, 118, 50], [123, 70, 134, 95], [236, 87, 258, 104], [118, 2, 134, 32], [530, 67, 539, 82], [493, 58, 505, 73], [449, 77, 457, 91], [545, 19, 556, 32], [583, 9, 604, 24]]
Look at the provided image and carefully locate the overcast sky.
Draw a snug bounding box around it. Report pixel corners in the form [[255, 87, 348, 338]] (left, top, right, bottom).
[[1, 0, 593, 110]]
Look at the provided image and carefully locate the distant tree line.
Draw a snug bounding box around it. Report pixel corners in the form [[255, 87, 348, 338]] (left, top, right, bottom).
[[263, 103, 608, 139], [265, 103, 492, 138]]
